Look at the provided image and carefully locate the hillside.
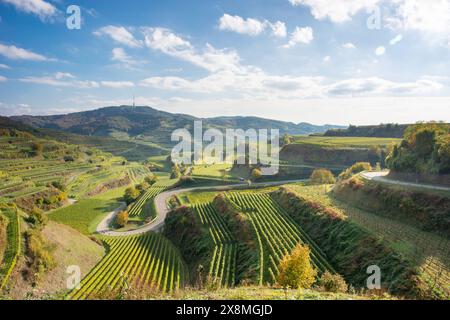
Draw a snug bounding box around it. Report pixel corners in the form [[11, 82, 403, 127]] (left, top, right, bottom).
[[324, 124, 409, 138], [11, 106, 345, 147]]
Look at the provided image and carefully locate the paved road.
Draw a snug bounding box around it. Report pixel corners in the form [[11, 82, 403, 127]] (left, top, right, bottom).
[[360, 171, 450, 192], [96, 179, 306, 236]]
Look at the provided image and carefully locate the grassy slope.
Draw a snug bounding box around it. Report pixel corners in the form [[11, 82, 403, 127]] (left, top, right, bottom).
[[168, 286, 385, 300], [5, 221, 104, 299], [48, 188, 125, 235], [285, 183, 450, 299], [291, 136, 401, 148]]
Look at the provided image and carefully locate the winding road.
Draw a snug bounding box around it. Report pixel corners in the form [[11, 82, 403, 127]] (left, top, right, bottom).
[[360, 171, 450, 192], [96, 171, 450, 237], [96, 179, 306, 236]]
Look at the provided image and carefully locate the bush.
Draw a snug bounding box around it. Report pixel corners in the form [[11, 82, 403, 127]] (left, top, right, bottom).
[[144, 175, 158, 185], [26, 207, 48, 228], [124, 187, 140, 205], [339, 162, 372, 180], [30, 142, 43, 156], [251, 168, 262, 181], [277, 243, 317, 289], [317, 271, 348, 293], [115, 211, 129, 228], [25, 229, 55, 283], [310, 169, 336, 185]]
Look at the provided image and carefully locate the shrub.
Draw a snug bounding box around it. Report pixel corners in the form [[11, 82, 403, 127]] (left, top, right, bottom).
[[339, 162, 372, 180], [124, 187, 140, 205], [115, 211, 129, 228], [277, 243, 317, 289], [25, 229, 55, 284], [310, 169, 336, 185], [145, 175, 158, 185], [26, 207, 48, 228], [30, 142, 43, 156], [251, 168, 262, 181], [317, 271, 348, 293]]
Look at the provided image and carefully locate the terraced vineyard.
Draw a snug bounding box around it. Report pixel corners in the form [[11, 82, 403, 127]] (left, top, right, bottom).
[[128, 179, 178, 219], [67, 233, 188, 300], [128, 186, 166, 218], [0, 206, 21, 290], [194, 203, 236, 287], [227, 192, 335, 285]]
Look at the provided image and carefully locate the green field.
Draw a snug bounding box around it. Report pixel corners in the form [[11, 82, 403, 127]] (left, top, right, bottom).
[[48, 198, 119, 235], [291, 136, 401, 148]]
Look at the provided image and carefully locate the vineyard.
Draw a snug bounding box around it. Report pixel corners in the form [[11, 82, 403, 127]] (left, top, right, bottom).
[[128, 179, 178, 220], [194, 203, 236, 287], [227, 192, 335, 285], [68, 233, 188, 300], [0, 206, 21, 290], [286, 184, 450, 299]]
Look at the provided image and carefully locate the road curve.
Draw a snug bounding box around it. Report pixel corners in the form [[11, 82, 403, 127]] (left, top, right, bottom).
[[97, 179, 306, 237], [360, 171, 450, 192]]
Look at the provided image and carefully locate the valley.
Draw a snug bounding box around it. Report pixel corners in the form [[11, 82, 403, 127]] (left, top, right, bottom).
[[0, 107, 448, 300]]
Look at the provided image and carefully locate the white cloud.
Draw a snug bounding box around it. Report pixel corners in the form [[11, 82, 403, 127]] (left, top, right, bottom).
[[18, 72, 138, 89], [289, 0, 381, 23], [269, 21, 287, 38], [283, 26, 314, 48], [375, 46, 386, 56], [1, 0, 57, 20], [389, 34, 403, 45], [100, 81, 135, 88], [19, 73, 100, 88], [342, 42, 356, 49], [0, 102, 32, 116], [94, 26, 142, 48], [0, 63, 10, 69], [0, 44, 51, 61], [326, 77, 442, 96], [0, 75, 7, 82], [218, 14, 266, 36], [111, 47, 139, 67], [218, 14, 287, 38], [54, 72, 75, 79], [323, 56, 331, 62], [142, 27, 242, 73]]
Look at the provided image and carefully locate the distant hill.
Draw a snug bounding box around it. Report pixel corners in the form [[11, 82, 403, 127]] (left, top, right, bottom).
[[12, 106, 345, 145], [324, 124, 408, 138]]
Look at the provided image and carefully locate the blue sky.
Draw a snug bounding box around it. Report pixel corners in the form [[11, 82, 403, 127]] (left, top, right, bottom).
[[0, 0, 449, 125]]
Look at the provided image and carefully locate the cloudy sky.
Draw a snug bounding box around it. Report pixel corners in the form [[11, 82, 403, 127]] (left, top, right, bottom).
[[0, 0, 449, 125]]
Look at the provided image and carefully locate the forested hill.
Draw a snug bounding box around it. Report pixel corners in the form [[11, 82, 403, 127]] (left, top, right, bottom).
[[324, 124, 408, 138], [11, 106, 345, 143]]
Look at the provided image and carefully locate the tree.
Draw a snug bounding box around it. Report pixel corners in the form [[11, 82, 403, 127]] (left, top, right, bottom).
[[282, 133, 292, 146], [31, 141, 44, 156], [115, 211, 129, 228], [171, 164, 181, 179], [124, 187, 140, 205], [145, 175, 158, 185], [251, 168, 262, 181], [277, 244, 317, 289], [339, 162, 372, 180], [310, 169, 336, 185]]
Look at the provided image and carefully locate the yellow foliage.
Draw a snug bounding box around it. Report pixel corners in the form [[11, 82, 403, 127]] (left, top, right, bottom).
[[277, 243, 317, 289]]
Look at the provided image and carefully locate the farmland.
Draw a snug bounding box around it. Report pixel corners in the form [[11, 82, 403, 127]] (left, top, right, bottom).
[[193, 203, 236, 287], [0, 205, 20, 290], [227, 192, 334, 284], [291, 136, 401, 148], [67, 233, 188, 299], [285, 183, 450, 299]]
